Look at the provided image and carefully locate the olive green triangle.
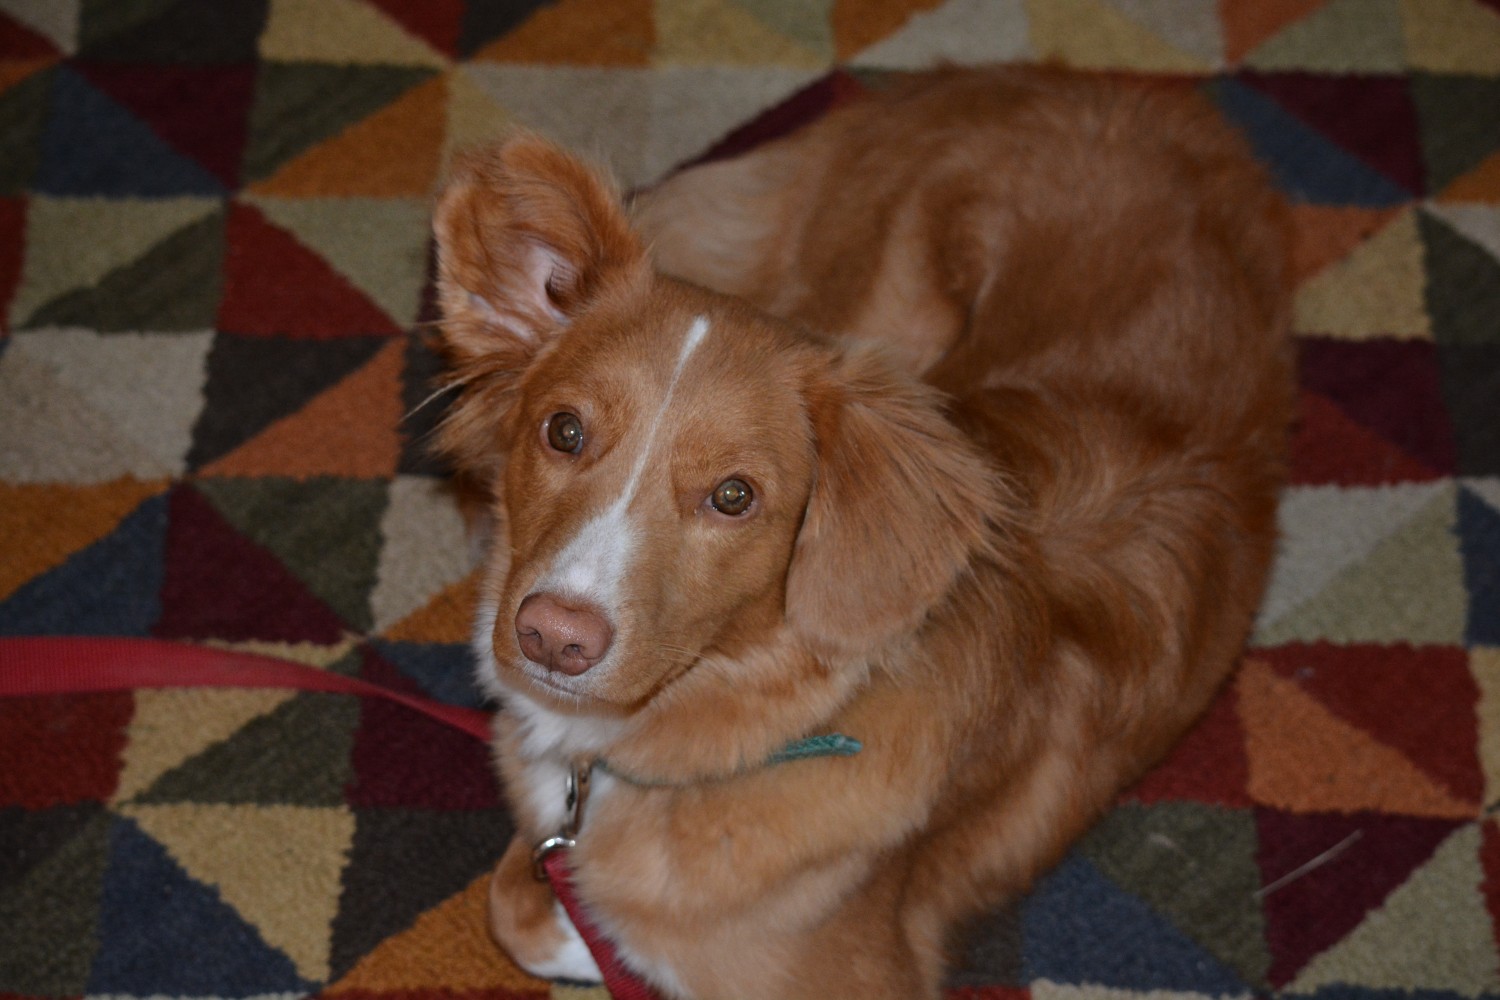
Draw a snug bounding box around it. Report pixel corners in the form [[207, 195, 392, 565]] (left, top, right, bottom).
[[135, 691, 360, 806], [0, 66, 53, 196], [0, 809, 110, 995], [1411, 72, 1500, 193], [1244, 0, 1405, 72], [725, 0, 836, 59], [1259, 484, 1466, 645], [193, 477, 389, 633], [1419, 208, 1500, 348], [1080, 802, 1270, 991], [246, 196, 431, 329], [11, 196, 220, 329], [1289, 823, 1498, 995], [24, 211, 226, 332], [242, 62, 438, 183]]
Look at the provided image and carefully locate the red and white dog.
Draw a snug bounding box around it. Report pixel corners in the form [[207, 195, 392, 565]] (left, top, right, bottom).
[[431, 67, 1292, 999]]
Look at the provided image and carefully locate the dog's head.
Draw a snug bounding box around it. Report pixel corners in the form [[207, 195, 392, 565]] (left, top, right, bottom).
[[433, 135, 997, 726]]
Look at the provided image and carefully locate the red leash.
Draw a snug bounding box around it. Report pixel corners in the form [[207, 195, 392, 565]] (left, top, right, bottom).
[[0, 635, 659, 999]]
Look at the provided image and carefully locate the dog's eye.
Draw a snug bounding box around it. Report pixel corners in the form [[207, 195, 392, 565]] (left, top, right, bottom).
[[710, 479, 754, 516], [546, 412, 584, 454]]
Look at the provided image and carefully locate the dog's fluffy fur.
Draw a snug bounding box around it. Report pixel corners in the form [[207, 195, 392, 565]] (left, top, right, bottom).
[[431, 67, 1292, 999]]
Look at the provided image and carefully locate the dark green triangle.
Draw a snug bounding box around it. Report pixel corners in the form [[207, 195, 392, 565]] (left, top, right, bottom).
[[0, 808, 111, 994], [78, 0, 267, 63], [133, 692, 360, 807], [1411, 73, 1500, 194], [1079, 802, 1270, 991], [23, 211, 225, 332], [1419, 209, 1500, 348], [193, 477, 389, 633], [241, 63, 437, 184], [0, 67, 53, 196]]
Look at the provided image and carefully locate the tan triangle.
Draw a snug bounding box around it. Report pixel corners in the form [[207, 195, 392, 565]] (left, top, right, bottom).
[[199, 338, 404, 480], [260, 0, 448, 66], [1024, 0, 1214, 71], [382, 569, 480, 643], [370, 476, 474, 634], [1293, 208, 1431, 339], [1239, 660, 1475, 818], [1402, 0, 1500, 73], [201, 636, 362, 668], [471, 0, 655, 66], [1440, 150, 1500, 204], [325, 871, 548, 992], [1289, 204, 1400, 285], [832, 0, 945, 59], [653, 0, 828, 68], [1244, 0, 1405, 72], [123, 803, 355, 981], [1222, 0, 1327, 64], [0, 476, 166, 602], [1471, 649, 1500, 809], [115, 688, 298, 803], [1289, 824, 1498, 994], [248, 75, 448, 198], [443, 67, 515, 174]]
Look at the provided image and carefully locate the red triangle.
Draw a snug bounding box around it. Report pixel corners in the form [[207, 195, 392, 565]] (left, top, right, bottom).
[[1257, 808, 1461, 987], [75, 63, 256, 188], [1260, 643, 1483, 808], [153, 485, 349, 644], [1290, 389, 1441, 485], [0, 692, 132, 808], [366, 0, 466, 57], [0, 197, 25, 335], [1126, 678, 1252, 808], [1240, 71, 1427, 195], [218, 202, 402, 338], [346, 648, 502, 810], [1297, 338, 1457, 477], [0, 11, 61, 59]]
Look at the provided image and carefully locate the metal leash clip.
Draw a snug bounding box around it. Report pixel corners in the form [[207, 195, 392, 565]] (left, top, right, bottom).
[[532, 760, 592, 879]]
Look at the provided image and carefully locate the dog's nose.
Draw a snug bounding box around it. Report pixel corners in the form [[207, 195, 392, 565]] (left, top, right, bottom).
[[514, 593, 614, 676]]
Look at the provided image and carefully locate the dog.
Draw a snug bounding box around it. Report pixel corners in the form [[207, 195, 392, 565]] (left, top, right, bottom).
[[430, 66, 1292, 999]]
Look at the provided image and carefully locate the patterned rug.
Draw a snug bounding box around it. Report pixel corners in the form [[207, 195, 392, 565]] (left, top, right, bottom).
[[2, 1, 1499, 997]]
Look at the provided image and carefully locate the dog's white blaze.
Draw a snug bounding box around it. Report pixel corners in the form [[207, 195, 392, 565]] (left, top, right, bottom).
[[517, 901, 603, 983], [533, 315, 713, 618]]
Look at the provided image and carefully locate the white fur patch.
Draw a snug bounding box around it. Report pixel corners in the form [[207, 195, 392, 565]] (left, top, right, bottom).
[[516, 901, 603, 983]]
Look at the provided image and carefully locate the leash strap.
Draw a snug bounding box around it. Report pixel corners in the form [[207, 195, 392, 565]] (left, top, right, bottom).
[[0, 636, 492, 741], [541, 847, 664, 1000]]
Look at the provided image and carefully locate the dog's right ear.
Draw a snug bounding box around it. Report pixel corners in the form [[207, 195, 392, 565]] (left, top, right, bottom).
[[432, 134, 645, 365]]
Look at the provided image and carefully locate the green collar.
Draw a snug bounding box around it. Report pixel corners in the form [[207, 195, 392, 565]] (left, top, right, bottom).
[[597, 732, 862, 787]]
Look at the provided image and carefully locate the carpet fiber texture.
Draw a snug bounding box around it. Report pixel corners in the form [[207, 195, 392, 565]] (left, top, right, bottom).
[[2, 1, 1500, 998]]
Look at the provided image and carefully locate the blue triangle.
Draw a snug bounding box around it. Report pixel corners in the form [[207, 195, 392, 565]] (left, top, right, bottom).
[[0, 493, 167, 636], [1206, 78, 1411, 207], [368, 640, 490, 709], [34, 67, 224, 196], [87, 815, 314, 997], [1021, 852, 1251, 994], [1459, 487, 1500, 645]]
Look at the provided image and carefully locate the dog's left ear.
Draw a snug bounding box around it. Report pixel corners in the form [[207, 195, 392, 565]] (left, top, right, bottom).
[[432, 134, 645, 365], [786, 351, 999, 654]]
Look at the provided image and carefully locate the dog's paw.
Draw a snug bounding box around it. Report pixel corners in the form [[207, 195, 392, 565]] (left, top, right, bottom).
[[514, 902, 603, 984]]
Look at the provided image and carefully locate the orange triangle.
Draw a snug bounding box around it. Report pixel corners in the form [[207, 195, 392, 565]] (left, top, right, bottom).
[[832, 0, 945, 60], [1239, 660, 1475, 819], [472, 0, 654, 66], [1438, 149, 1500, 204], [1289, 204, 1400, 286], [248, 75, 447, 198], [382, 569, 480, 643], [1220, 0, 1327, 64], [324, 872, 548, 993], [0, 57, 54, 95], [0, 477, 167, 603], [199, 339, 404, 480]]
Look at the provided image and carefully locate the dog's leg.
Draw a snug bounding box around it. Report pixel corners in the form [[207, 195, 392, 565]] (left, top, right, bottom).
[[488, 835, 602, 984]]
